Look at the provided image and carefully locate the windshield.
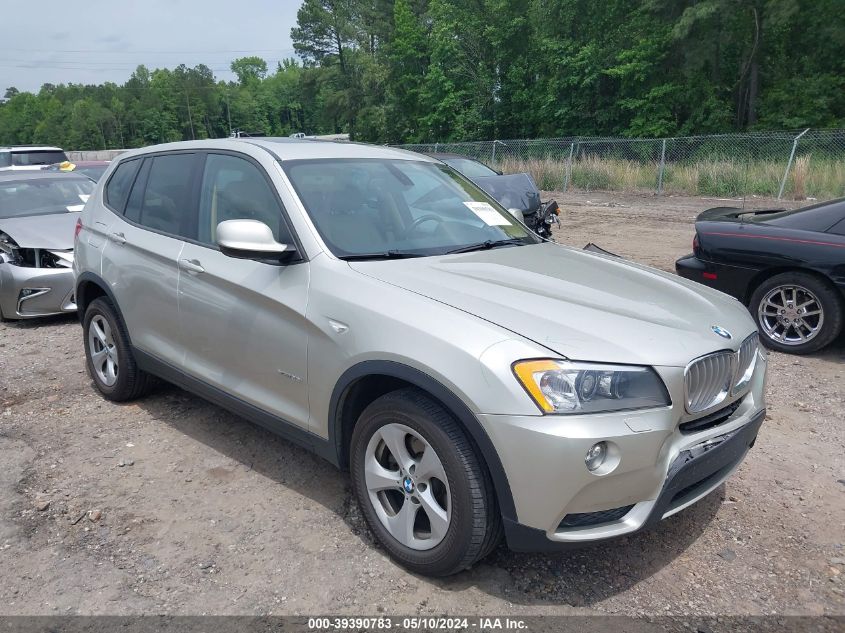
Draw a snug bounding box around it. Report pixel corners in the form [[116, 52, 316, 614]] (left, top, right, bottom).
[[442, 157, 499, 178], [284, 159, 538, 258], [0, 177, 94, 218], [11, 150, 68, 167]]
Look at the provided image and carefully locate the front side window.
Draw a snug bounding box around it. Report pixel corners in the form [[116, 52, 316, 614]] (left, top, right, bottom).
[[125, 154, 196, 238], [284, 159, 536, 258], [0, 177, 94, 218], [197, 153, 291, 246]]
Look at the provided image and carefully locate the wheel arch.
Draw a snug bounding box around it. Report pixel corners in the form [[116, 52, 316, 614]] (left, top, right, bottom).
[[75, 272, 129, 331], [744, 266, 841, 305], [329, 360, 517, 523]]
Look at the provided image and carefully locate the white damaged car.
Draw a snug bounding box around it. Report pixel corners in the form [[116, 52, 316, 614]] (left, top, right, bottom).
[[0, 171, 93, 320]]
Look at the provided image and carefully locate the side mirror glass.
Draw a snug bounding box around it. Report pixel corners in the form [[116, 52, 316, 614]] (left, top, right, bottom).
[[216, 219, 295, 261]]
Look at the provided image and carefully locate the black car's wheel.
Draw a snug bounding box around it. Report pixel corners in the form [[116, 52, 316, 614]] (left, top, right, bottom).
[[749, 272, 843, 354], [350, 388, 501, 576], [83, 297, 155, 401]]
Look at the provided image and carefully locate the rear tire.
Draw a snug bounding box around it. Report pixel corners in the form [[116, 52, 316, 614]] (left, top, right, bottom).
[[350, 388, 501, 576], [83, 297, 155, 401], [749, 271, 843, 354]]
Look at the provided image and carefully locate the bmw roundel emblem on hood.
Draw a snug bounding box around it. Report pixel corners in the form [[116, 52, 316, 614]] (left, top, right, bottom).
[[711, 325, 732, 340]]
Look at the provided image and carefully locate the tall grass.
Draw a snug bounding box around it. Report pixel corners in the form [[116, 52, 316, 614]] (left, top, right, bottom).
[[495, 155, 845, 199]]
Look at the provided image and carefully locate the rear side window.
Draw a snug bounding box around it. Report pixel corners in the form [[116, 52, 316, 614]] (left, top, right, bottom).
[[104, 159, 141, 212], [125, 154, 197, 239], [0, 152, 10, 168]]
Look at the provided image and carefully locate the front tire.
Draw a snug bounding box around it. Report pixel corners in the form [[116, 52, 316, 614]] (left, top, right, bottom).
[[350, 388, 501, 576], [749, 271, 843, 354], [83, 297, 155, 401]]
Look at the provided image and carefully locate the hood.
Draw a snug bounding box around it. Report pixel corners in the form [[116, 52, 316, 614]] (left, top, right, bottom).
[[0, 212, 78, 250], [471, 173, 542, 214], [349, 242, 755, 367]]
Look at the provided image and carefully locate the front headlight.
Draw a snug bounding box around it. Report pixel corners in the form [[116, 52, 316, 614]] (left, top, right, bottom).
[[512, 359, 671, 414]]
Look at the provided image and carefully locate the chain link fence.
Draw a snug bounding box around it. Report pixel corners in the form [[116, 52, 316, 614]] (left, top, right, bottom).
[[398, 129, 845, 200]]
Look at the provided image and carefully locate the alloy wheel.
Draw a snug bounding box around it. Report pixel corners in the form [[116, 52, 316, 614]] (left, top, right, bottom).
[[757, 284, 824, 346], [364, 423, 451, 551], [88, 314, 119, 386]]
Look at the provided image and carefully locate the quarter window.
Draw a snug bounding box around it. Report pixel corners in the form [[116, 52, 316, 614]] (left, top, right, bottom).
[[197, 153, 291, 246], [124, 154, 197, 238], [828, 218, 845, 237], [104, 158, 140, 212]]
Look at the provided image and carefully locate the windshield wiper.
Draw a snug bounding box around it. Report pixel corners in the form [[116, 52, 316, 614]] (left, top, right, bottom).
[[444, 238, 526, 255], [339, 250, 425, 261]]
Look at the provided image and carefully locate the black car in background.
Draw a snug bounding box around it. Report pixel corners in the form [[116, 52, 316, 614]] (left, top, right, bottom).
[[676, 198, 845, 354], [427, 153, 560, 238]]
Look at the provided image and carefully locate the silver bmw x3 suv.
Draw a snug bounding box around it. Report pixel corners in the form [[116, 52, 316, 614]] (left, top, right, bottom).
[[73, 138, 767, 576]]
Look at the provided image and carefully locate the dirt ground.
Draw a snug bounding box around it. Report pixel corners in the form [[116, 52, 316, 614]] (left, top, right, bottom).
[[0, 192, 843, 617]]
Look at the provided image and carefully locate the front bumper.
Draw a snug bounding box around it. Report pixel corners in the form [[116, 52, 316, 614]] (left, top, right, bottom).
[[503, 410, 763, 551], [477, 360, 767, 552], [0, 263, 76, 319]]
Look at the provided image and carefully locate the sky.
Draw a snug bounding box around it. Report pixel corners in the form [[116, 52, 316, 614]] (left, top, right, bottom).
[[0, 0, 303, 93]]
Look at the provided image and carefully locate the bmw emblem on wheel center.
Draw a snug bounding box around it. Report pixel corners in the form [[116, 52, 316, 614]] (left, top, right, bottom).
[[403, 477, 415, 494], [711, 325, 732, 339]]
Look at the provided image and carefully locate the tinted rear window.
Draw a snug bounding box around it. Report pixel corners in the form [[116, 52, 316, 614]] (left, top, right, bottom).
[[11, 150, 68, 166], [756, 199, 845, 232]]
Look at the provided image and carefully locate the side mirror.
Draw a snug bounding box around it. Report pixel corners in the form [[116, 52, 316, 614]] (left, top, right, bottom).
[[216, 219, 295, 261]]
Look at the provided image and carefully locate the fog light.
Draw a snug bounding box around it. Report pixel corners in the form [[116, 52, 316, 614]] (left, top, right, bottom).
[[585, 442, 607, 472]]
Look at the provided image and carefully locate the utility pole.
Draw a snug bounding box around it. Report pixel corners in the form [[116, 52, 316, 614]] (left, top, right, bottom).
[[226, 92, 233, 137], [185, 92, 195, 140]]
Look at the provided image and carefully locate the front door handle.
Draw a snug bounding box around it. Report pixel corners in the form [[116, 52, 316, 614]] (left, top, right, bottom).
[[108, 232, 126, 245], [178, 258, 205, 274]]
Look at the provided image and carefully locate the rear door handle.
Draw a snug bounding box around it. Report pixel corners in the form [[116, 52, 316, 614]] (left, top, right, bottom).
[[178, 258, 205, 274], [108, 232, 126, 245]]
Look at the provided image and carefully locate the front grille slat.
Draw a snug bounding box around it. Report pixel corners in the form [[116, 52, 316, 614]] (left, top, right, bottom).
[[686, 333, 760, 415], [686, 350, 733, 414]]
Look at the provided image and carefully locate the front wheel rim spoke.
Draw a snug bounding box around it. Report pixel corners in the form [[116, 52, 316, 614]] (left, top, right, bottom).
[[91, 348, 108, 365], [417, 489, 449, 541], [415, 446, 446, 483], [92, 321, 107, 345], [365, 460, 401, 492], [106, 358, 117, 382], [378, 425, 414, 472], [386, 500, 417, 544]]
